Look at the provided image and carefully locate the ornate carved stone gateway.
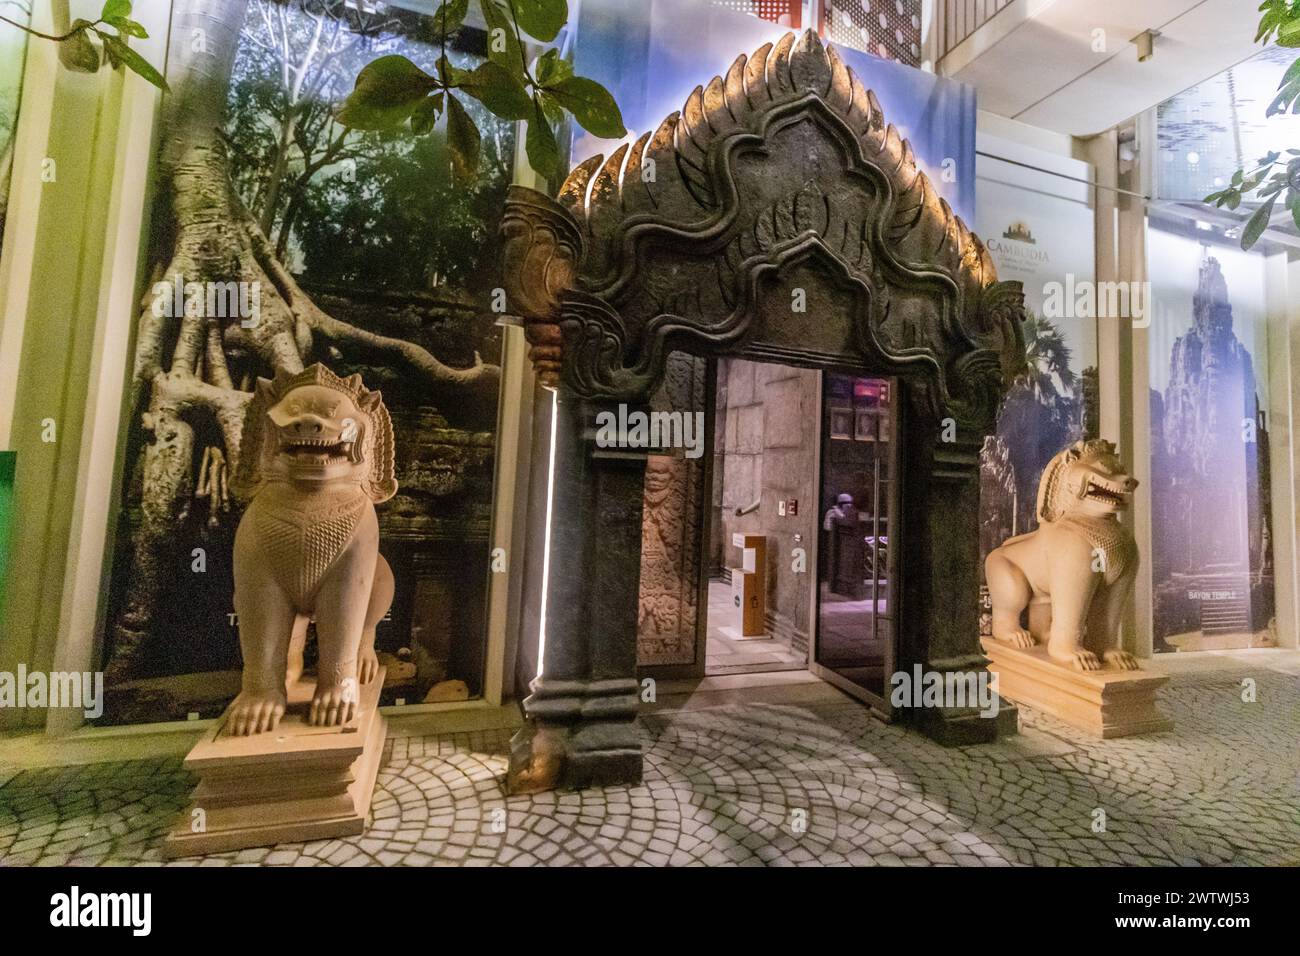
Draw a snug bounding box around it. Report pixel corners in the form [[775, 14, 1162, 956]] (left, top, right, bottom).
[[502, 30, 1029, 791]]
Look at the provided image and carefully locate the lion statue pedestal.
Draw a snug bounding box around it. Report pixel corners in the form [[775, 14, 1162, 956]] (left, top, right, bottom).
[[165, 365, 396, 858], [981, 440, 1172, 738]]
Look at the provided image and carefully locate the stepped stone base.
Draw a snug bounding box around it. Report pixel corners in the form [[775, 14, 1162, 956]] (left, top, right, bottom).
[[163, 669, 387, 858], [981, 639, 1173, 739]]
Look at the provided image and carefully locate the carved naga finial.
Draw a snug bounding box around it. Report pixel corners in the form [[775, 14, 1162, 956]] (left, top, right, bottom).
[[499, 185, 585, 388]]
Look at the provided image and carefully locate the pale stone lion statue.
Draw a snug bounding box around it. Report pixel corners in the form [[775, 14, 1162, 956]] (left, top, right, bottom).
[[985, 439, 1140, 672], [227, 364, 397, 735]]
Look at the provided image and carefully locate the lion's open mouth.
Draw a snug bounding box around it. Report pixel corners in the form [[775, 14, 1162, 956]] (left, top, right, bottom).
[[1084, 481, 1128, 506], [281, 437, 351, 464]]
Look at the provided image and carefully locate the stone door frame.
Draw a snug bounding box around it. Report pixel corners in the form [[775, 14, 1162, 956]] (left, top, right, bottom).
[[500, 31, 1028, 791]]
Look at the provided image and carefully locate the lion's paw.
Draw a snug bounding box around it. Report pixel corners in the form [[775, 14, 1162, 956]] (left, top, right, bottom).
[[228, 688, 286, 736], [1050, 646, 1100, 671], [310, 679, 358, 727], [1102, 649, 1139, 671], [995, 627, 1035, 649]]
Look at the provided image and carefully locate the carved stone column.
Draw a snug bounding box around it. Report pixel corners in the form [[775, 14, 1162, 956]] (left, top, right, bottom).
[[507, 393, 646, 792], [502, 187, 648, 789], [898, 393, 1018, 745]]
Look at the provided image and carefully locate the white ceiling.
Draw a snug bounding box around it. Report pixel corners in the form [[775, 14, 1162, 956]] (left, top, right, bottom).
[[939, 0, 1268, 136]]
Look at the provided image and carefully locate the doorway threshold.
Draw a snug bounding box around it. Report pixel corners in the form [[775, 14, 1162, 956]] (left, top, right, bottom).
[[647, 669, 854, 714]]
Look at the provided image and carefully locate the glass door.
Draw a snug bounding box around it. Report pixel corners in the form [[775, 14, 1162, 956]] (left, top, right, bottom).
[[811, 373, 898, 713]]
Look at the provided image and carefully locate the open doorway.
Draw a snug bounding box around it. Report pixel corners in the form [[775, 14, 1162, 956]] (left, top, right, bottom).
[[703, 358, 818, 676], [700, 360, 899, 705]]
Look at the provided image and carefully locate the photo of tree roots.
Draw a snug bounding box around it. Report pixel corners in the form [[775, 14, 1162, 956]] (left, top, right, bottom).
[[101, 0, 511, 722]]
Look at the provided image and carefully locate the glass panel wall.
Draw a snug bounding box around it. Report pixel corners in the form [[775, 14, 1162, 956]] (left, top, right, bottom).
[[815, 374, 897, 700]]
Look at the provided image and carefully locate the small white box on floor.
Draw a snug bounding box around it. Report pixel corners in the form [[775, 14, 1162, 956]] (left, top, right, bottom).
[[730, 570, 767, 638]]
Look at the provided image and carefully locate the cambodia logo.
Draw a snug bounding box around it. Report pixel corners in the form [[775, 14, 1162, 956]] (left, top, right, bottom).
[[1002, 220, 1036, 244]]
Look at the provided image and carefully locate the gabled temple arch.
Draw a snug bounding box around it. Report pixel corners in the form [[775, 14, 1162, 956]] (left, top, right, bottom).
[[501, 29, 1029, 792]]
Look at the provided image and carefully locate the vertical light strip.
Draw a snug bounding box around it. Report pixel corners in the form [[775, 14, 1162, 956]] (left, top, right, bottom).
[[535, 389, 560, 680]]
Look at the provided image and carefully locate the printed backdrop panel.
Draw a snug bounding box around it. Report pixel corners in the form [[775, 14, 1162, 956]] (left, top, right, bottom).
[[975, 133, 1098, 584], [1146, 223, 1275, 652], [98, 0, 512, 723]]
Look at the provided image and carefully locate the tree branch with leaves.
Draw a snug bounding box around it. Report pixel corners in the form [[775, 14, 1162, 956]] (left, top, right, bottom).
[[1202, 0, 1300, 249], [0, 0, 169, 90], [336, 0, 625, 181]]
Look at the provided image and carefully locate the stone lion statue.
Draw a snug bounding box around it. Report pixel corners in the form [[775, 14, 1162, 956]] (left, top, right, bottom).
[[985, 439, 1140, 672], [226, 364, 397, 735]]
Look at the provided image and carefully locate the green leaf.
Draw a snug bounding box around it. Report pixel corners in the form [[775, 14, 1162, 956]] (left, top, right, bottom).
[[102, 36, 122, 69], [1256, 0, 1292, 42], [536, 89, 563, 124], [1241, 195, 1277, 250], [457, 59, 532, 120], [1289, 189, 1300, 232], [525, 100, 559, 179], [545, 75, 625, 138], [101, 0, 132, 19], [1260, 176, 1286, 196], [478, 0, 525, 72], [436, 54, 467, 87], [534, 48, 573, 87], [100, 33, 169, 90], [411, 93, 444, 133], [445, 93, 481, 182], [338, 55, 438, 130], [1266, 72, 1300, 115], [512, 0, 568, 43], [106, 16, 149, 39], [58, 22, 101, 74], [1279, 56, 1300, 87], [430, 0, 470, 36]]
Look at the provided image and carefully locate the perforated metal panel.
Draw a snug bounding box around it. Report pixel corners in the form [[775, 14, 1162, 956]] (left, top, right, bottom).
[[823, 0, 921, 66], [707, 0, 802, 28]]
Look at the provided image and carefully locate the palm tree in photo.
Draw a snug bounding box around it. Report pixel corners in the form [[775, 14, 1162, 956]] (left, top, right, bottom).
[[995, 312, 1083, 534]]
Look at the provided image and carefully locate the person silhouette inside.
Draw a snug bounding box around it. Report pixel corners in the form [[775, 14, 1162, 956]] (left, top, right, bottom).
[[824, 493, 865, 598]]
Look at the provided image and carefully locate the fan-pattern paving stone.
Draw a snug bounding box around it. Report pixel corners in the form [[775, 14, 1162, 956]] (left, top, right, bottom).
[[1, 665, 1297, 866]]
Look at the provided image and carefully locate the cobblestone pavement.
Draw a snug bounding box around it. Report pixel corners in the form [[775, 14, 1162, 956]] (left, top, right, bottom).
[[1, 662, 1298, 866]]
